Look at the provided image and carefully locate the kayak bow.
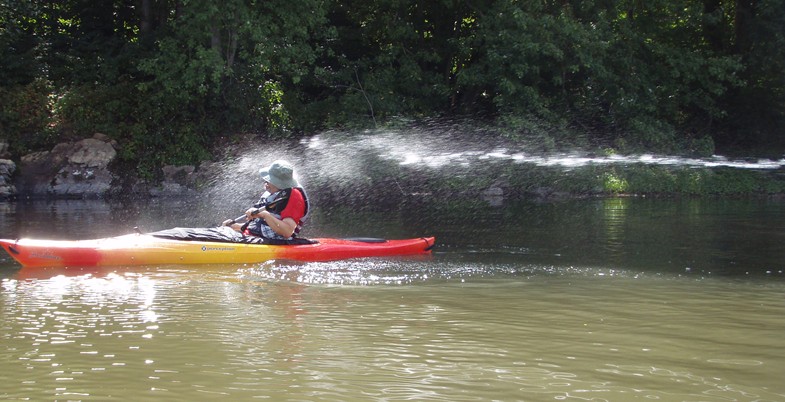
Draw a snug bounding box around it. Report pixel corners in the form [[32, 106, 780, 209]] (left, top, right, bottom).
[[0, 235, 435, 268]]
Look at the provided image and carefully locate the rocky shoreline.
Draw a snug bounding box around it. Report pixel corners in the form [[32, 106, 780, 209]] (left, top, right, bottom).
[[2, 134, 785, 203], [0, 134, 216, 200]]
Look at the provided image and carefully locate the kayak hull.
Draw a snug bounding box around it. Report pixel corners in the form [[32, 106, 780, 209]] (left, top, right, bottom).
[[0, 235, 435, 268]]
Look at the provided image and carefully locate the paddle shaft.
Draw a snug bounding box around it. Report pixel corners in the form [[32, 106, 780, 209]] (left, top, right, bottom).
[[230, 208, 261, 224], [225, 195, 288, 225]]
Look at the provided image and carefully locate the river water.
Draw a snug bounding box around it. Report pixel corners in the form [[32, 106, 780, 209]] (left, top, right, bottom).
[[1, 196, 784, 401]]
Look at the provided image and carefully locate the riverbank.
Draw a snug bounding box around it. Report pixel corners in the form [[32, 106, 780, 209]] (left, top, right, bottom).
[[316, 160, 785, 210], [286, 130, 785, 205], [2, 130, 784, 203]]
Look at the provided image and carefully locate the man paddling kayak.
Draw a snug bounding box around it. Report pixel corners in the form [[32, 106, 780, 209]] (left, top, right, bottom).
[[222, 160, 310, 242], [0, 162, 439, 267], [0, 161, 437, 268]]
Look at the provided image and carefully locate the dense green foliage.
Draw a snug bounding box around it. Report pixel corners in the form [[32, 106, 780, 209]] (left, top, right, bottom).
[[1, 0, 783, 176]]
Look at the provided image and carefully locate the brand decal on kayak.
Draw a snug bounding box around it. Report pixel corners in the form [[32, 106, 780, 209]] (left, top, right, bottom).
[[201, 245, 236, 252], [30, 252, 62, 260]]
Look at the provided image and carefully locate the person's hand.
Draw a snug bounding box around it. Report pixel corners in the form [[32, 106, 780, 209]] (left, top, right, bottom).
[[245, 207, 261, 219], [221, 219, 234, 226]]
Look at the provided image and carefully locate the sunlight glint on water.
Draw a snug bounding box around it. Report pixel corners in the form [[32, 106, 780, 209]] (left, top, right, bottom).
[[2, 128, 785, 400], [2, 271, 784, 401]]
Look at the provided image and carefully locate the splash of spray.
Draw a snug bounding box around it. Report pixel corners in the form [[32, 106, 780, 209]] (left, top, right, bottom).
[[199, 126, 785, 220]]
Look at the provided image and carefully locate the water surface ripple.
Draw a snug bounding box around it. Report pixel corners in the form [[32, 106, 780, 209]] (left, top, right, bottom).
[[2, 267, 784, 401], [1, 196, 784, 400]]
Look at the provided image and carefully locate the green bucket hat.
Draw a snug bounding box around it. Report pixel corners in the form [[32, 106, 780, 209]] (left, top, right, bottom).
[[259, 160, 300, 189]]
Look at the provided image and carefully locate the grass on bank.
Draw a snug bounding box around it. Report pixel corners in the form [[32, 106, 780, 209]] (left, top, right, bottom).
[[390, 163, 785, 202]]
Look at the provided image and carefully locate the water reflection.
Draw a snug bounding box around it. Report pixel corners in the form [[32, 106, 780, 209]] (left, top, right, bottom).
[[2, 261, 785, 400], [601, 198, 627, 265], [1, 271, 161, 398], [2, 197, 784, 279], [2, 139, 785, 400]]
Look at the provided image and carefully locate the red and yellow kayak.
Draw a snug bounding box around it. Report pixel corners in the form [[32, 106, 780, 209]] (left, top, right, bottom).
[[0, 235, 435, 268]]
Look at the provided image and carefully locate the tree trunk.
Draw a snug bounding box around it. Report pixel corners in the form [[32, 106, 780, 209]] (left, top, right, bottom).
[[734, 0, 756, 55], [140, 0, 152, 35], [702, 0, 727, 52]]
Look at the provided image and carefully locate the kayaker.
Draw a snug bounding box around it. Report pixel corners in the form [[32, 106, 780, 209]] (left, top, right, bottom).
[[222, 160, 310, 242]]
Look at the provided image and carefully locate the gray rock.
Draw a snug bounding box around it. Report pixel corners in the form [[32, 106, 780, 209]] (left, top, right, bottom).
[[0, 142, 10, 159], [17, 136, 117, 198], [144, 165, 199, 197], [0, 159, 17, 199], [67, 138, 116, 168], [10, 135, 215, 199]]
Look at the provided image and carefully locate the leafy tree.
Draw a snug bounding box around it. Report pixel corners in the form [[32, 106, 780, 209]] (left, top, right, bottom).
[[0, 1, 56, 152], [1, 0, 783, 172], [718, 0, 785, 150]]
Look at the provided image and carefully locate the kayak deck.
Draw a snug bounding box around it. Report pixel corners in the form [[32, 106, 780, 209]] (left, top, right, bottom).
[[0, 235, 435, 268]]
